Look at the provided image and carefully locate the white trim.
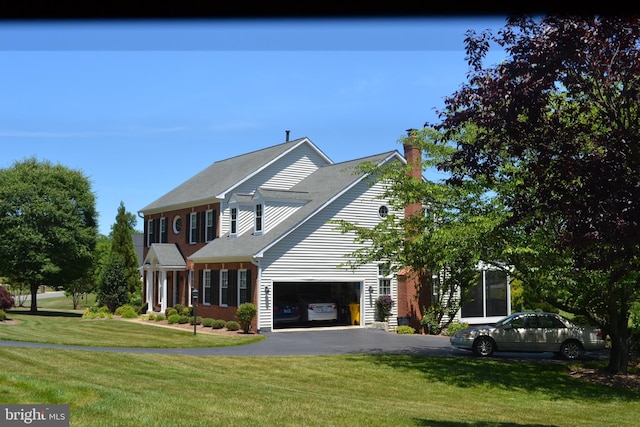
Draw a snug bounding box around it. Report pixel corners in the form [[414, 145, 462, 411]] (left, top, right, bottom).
[[220, 269, 229, 307], [172, 215, 182, 235], [254, 203, 264, 235], [203, 270, 212, 305], [189, 212, 198, 244], [205, 209, 215, 242]]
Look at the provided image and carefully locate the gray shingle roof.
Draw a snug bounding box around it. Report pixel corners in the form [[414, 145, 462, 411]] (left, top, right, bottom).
[[139, 137, 327, 213], [189, 150, 401, 262], [145, 243, 186, 268]]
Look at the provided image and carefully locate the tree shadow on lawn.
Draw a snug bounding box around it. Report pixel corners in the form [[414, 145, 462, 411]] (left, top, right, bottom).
[[361, 353, 640, 402], [7, 309, 82, 318], [412, 420, 556, 427]]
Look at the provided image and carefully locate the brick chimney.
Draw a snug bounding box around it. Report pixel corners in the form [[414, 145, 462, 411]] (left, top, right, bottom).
[[403, 129, 422, 219], [397, 129, 429, 330]]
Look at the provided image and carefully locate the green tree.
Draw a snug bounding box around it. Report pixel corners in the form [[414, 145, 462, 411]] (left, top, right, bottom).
[[97, 257, 129, 313], [236, 302, 257, 334], [435, 16, 640, 374], [93, 234, 112, 286], [110, 201, 140, 295], [334, 127, 505, 333], [0, 157, 98, 312]]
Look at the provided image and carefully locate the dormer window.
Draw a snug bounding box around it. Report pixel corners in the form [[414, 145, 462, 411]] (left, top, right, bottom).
[[255, 203, 263, 234], [230, 207, 238, 236]]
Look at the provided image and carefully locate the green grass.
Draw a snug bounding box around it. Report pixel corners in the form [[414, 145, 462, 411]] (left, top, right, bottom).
[[1, 310, 263, 348], [1, 349, 638, 427], [1, 299, 639, 426]]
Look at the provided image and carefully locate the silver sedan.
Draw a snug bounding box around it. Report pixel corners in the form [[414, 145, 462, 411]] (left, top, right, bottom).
[[450, 312, 607, 360]]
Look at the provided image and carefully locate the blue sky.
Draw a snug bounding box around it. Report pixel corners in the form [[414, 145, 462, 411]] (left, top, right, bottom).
[[0, 17, 508, 235]]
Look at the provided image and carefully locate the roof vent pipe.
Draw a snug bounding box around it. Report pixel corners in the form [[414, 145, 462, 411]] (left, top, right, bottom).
[[285, 130, 290, 142]]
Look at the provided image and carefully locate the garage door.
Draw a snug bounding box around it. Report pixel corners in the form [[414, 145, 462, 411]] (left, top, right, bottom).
[[272, 281, 361, 329]]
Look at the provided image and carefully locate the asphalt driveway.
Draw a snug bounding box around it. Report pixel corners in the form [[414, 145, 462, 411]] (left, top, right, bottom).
[[0, 327, 454, 356], [0, 326, 609, 361]]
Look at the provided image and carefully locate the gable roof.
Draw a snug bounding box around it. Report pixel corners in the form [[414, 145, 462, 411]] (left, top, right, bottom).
[[189, 150, 404, 263], [139, 137, 332, 214], [143, 243, 187, 269]]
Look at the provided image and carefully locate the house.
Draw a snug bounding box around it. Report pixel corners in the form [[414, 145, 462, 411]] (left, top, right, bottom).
[[138, 134, 509, 332]]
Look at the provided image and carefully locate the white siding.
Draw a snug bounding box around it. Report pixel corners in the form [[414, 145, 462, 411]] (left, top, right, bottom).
[[264, 201, 304, 233], [236, 205, 253, 236], [235, 147, 326, 194], [220, 145, 327, 235], [257, 178, 400, 330]]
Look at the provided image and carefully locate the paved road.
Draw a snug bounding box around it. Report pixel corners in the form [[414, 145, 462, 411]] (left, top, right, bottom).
[[0, 325, 610, 361], [17, 290, 66, 300]]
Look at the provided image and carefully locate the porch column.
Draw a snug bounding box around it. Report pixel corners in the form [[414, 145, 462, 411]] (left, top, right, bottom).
[[161, 270, 168, 313], [146, 269, 154, 314], [172, 271, 177, 308]]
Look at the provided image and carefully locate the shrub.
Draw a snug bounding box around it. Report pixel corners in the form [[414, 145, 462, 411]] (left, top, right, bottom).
[[165, 307, 178, 318], [128, 290, 143, 311], [0, 285, 15, 310], [178, 315, 189, 324], [443, 322, 468, 336], [396, 325, 415, 334], [154, 314, 165, 322], [236, 302, 257, 333], [0, 309, 6, 321], [211, 319, 226, 329], [175, 304, 191, 316], [148, 313, 156, 321], [97, 257, 129, 313], [375, 295, 395, 322], [82, 306, 113, 319], [202, 318, 214, 327], [115, 304, 135, 316], [120, 307, 138, 319], [225, 320, 240, 331], [190, 316, 203, 325], [167, 314, 181, 324]]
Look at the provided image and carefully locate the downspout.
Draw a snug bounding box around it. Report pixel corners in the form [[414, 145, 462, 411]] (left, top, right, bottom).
[[251, 256, 266, 333]]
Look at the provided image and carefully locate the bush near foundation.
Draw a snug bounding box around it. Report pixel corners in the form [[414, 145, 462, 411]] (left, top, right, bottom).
[[225, 320, 240, 331], [396, 325, 415, 334]]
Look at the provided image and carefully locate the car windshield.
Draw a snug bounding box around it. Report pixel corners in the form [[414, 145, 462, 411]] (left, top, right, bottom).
[[494, 314, 519, 328]]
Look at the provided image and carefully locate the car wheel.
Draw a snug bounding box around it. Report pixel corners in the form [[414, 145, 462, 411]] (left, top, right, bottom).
[[473, 336, 495, 357], [560, 340, 584, 360]]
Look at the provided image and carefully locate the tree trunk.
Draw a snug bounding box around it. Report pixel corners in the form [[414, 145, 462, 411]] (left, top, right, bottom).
[[29, 284, 38, 313], [606, 304, 630, 375], [607, 332, 629, 375]]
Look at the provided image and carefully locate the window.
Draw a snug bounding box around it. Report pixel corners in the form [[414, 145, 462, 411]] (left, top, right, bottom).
[[147, 219, 154, 247], [378, 263, 391, 295], [255, 203, 263, 234], [189, 212, 198, 244], [205, 209, 216, 242], [173, 215, 182, 234], [220, 270, 229, 306], [461, 269, 509, 318], [238, 269, 248, 304], [378, 205, 389, 218], [159, 217, 167, 243], [230, 207, 237, 235], [203, 270, 211, 304]]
